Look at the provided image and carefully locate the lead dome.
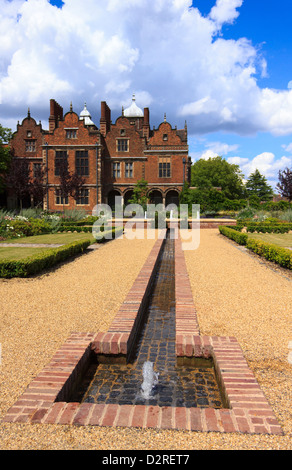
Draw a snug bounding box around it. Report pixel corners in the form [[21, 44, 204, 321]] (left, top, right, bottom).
[[123, 94, 144, 117], [80, 103, 95, 125]]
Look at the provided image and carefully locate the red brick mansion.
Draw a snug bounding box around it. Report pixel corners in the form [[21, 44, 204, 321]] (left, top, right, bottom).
[[7, 95, 191, 212]]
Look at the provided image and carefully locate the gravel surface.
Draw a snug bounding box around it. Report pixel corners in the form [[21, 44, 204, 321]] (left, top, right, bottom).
[[0, 228, 291, 450]]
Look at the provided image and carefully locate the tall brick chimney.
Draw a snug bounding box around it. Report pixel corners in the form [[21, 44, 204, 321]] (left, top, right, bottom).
[[143, 107, 150, 140], [100, 101, 111, 137], [49, 99, 63, 133]]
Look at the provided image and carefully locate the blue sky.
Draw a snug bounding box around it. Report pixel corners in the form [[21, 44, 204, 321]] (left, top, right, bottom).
[[1, 0, 292, 190]]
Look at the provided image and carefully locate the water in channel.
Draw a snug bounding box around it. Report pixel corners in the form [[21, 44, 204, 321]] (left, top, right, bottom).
[[76, 230, 223, 409]]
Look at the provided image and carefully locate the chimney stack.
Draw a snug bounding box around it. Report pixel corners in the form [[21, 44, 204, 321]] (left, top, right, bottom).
[[49, 99, 63, 133], [100, 101, 111, 137]]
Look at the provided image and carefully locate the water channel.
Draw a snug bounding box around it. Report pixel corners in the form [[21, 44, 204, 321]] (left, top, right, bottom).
[[73, 230, 223, 409]]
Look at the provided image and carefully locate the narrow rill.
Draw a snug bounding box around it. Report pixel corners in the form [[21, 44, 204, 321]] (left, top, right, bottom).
[[77, 230, 223, 408]]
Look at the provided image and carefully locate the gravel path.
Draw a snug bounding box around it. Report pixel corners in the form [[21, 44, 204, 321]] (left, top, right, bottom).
[[0, 229, 291, 450]]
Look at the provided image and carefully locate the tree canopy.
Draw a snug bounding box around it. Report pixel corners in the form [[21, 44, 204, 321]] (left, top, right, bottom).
[[0, 124, 12, 193], [245, 169, 274, 201], [191, 156, 245, 199]]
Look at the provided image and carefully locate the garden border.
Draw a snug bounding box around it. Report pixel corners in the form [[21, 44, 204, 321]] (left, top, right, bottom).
[[2, 229, 283, 434]]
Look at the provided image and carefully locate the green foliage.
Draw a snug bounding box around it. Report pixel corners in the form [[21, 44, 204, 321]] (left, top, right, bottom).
[[95, 226, 124, 243], [1, 218, 51, 239], [245, 223, 292, 234], [261, 200, 291, 212], [218, 226, 248, 245], [0, 124, 12, 193], [58, 225, 94, 233], [191, 156, 245, 199], [128, 179, 148, 210], [236, 206, 257, 219], [219, 225, 292, 270], [59, 216, 99, 226], [0, 239, 92, 278], [246, 238, 292, 269], [62, 208, 88, 221], [245, 169, 274, 201]]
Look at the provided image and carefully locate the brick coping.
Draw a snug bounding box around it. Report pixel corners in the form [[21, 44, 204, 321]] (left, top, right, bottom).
[[2, 230, 283, 435]]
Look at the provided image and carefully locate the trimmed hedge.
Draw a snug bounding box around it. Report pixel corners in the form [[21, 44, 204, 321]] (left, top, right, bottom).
[[246, 223, 292, 233], [58, 225, 94, 233], [219, 226, 248, 245], [94, 226, 124, 242], [0, 239, 92, 278], [219, 225, 292, 270], [246, 237, 292, 270], [59, 216, 99, 227]]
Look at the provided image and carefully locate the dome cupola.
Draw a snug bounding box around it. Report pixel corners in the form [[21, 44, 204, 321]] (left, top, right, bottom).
[[123, 94, 143, 117], [80, 103, 95, 126]]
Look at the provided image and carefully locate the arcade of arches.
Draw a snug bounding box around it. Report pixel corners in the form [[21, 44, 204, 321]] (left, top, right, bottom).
[[107, 188, 180, 209]]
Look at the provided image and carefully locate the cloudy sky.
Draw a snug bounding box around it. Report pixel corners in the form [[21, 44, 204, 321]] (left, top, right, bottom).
[[1, 0, 292, 190]]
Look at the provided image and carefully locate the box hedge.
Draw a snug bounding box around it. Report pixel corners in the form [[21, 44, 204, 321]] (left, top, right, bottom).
[[0, 226, 124, 278], [219, 225, 292, 270], [0, 239, 91, 278], [218, 226, 248, 245], [246, 223, 292, 233]]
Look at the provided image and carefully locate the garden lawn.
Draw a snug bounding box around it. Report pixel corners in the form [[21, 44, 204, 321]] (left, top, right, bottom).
[[0, 232, 96, 245], [247, 232, 292, 248], [0, 247, 49, 261]]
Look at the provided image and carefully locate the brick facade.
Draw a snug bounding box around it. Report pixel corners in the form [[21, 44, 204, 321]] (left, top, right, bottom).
[[7, 96, 191, 212]]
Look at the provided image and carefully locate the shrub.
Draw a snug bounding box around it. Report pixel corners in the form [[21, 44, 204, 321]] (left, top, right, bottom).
[[29, 219, 52, 235], [0, 239, 92, 278], [246, 238, 292, 270], [5, 220, 33, 237], [218, 226, 248, 245], [219, 225, 292, 270], [246, 223, 292, 233], [237, 206, 256, 219], [94, 226, 124, 242], [62, 208, 87, 221]]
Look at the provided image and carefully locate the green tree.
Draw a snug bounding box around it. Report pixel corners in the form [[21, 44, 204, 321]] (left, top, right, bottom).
[[191, 156, 245, 199], [0, 124, 12, 193], [5, 158, 31, 210], [245, 169, 273, 201], [128, 178, 148, 210]]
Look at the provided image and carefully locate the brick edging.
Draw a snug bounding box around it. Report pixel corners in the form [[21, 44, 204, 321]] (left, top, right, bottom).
[[91, 229, 167, 359], [2, 332, 283, 434], [2, 230, 283, 435]]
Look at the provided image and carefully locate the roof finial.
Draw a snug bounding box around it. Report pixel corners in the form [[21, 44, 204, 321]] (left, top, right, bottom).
[[27, 107, 31, 118], [122, 106, 124, 116], [164, 113, 166, 123], [70, 102, 73, 112]]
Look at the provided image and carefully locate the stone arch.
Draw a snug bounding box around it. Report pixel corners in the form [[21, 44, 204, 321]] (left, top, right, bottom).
[[165, 189, 180, 207], [148, 189, 163, 205], [123, 189, 134, 206], [107, 189, 122, 210]]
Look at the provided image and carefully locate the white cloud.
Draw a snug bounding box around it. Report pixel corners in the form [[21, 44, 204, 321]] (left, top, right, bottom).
[[0, 0, 292, 142], [210, 0, 243, 26], [228, 152, 292, 188], [200, 141, 239, 160], [282, 143, 292, 153]]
